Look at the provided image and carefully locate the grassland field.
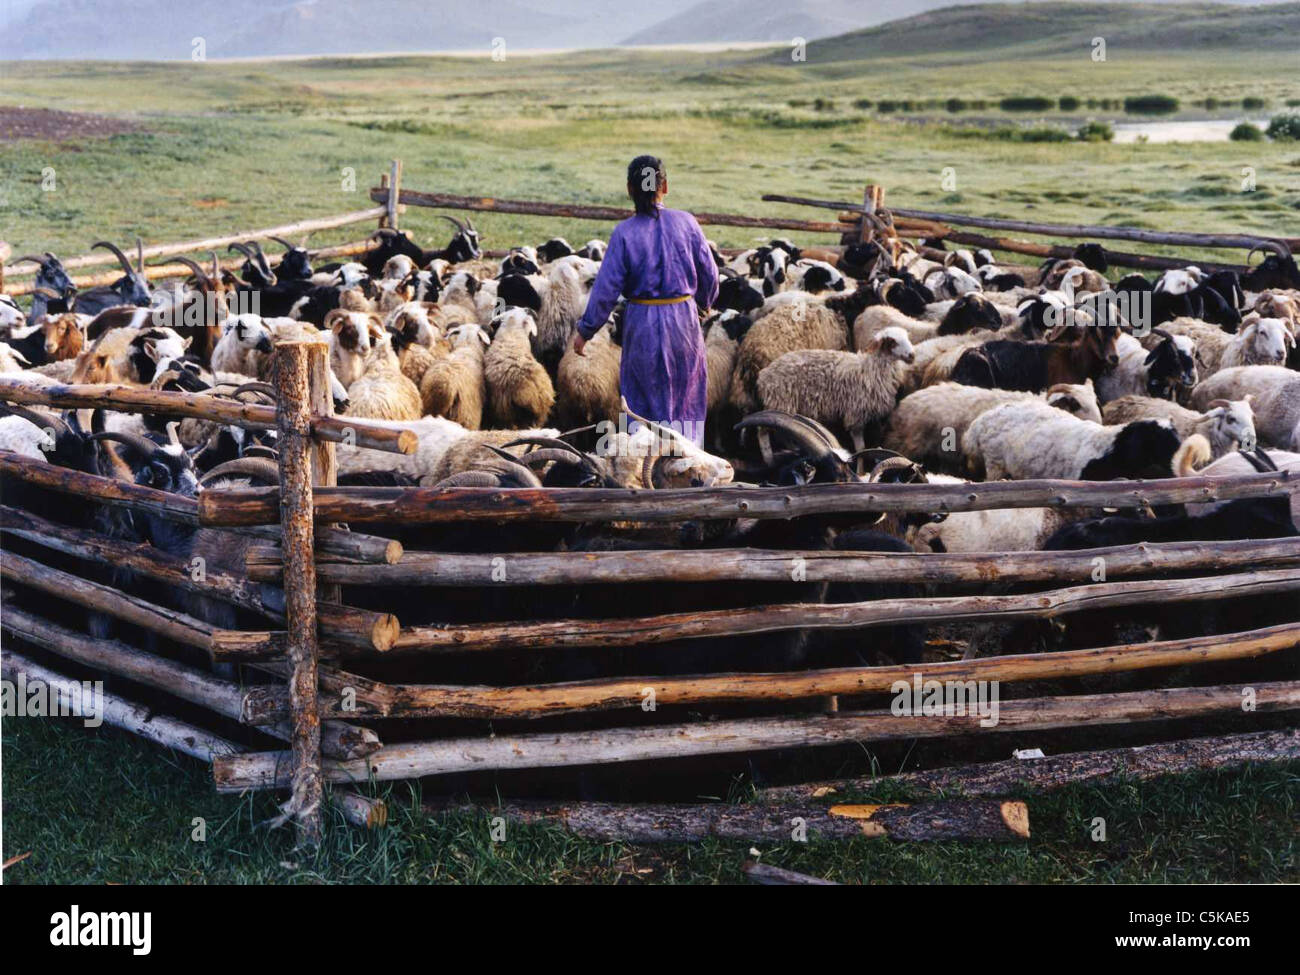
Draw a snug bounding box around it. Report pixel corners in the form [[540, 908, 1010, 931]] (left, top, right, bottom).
[[1, 32, 1298, 884]]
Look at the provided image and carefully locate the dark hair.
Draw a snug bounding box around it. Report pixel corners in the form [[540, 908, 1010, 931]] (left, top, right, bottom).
[[627, 155, 665, 217]]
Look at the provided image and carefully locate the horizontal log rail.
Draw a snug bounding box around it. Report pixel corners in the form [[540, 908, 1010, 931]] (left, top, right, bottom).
[[2, 206, 388, 279], [0, 604, 267, 723], [247, 536, 1300, 587], [0, 381, 416, 455], [371, 187, 847, 236], [197, 470, 1296, 527], [1, 651, 241, 762], [393, 567, 1300, 653], [0, 504, 400, 652], [930, 227, 1248, 275], [212, 680, 1300, 788], [0, 451, 400, 562], [762, 193, 1299, 252], [257, 622, 1300, 720]]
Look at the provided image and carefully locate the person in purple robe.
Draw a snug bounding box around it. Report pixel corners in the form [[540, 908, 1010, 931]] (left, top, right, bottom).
[[572, 155, 719, 445]]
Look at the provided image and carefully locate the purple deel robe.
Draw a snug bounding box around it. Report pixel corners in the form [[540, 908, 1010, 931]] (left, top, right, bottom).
[[575, 206, 718, 445]]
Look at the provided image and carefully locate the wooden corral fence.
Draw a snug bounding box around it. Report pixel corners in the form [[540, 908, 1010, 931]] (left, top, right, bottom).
[[3, 166, 1300, 845], [2, 367, 1300, 844]]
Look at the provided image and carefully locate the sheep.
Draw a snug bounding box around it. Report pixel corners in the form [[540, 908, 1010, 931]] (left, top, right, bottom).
[[555, 306, 623, 431], [1190, 365, 1300, 451], [439, 271, 490, 329], [70, 325, 191, 385], [592, 418, 735, 489], [420, 323, 490, 428], [334, 414, 556, 484], [853, 304, 936, 347], [343, 330, 422, 421], [1188, 448, 1300, 529], [1096, 330, 1197, 403], [210, 314, 274, 377], [909, 491, 1080, 553], [949, 325, 1120, 393], [963, 399, 1207, 481], [496, 257, 594, 370], [787, 259, 845, 294], [1155, 316, 1291, 375], [883, 380, 1102, 472], [326, 309, 384, 389], [906, 333, 994, 393], [484, 307, 555, 428], [728, 284, 874, 414], [756, 326, 915, 454], [576, 239, 606, 261], [1101, 395, 1255, 459]]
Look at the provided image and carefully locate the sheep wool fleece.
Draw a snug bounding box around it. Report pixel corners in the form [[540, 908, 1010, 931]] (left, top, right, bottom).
[[576, 206, 718, 444]]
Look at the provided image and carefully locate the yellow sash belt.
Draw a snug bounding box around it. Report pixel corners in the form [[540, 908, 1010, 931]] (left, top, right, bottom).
[[627, 294, 692, 305]]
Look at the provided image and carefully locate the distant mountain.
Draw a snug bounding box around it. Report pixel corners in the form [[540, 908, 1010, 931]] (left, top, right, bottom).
[[793, 2, 1300, 62], [2, 0, 1294, 59]]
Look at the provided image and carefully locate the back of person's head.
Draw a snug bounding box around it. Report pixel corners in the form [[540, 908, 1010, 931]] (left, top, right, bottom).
[[627, 155, 665, 217]]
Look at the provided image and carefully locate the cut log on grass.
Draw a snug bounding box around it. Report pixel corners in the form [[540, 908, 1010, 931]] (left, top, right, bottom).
[[0, 504, 400, 652], [212, 680, 1300, 789], [335, 790, 388, 829], [1, 651, 241, 762], [742, 861, 840, 885], [762, 728, 1300, 801], [278, 536, 1300, 588], [195, 469, 1295, 527], [428, 799, 1028, 842], [392, 568, 1300, 653]]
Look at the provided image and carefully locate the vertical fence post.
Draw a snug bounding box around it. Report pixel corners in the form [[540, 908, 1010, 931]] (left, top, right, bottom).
[[0, 242, 10, 292], [387, 158, 403, 232], [273, 340, 324, 847]]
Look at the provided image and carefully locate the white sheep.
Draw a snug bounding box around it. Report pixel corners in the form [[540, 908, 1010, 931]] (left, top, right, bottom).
[[1101, 394, 1254, 459], [962, 399, 1205, 481], [0, 294, 27, 335], [1190, 365, 1300, 451], [326, 310, 383, 389], [344, 330, 422, 421], [883, 380, 1102, 472], [211, 314, 273, 377], [1156, 317, 1292, 376], [756, 326, 915, 454]]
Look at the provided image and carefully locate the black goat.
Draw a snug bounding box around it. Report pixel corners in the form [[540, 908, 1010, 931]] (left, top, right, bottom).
[[362, 218, 480, 275], [72, 241, 152, 317], [1243, 243, 1300, 291], [14, 252, 76, 320]]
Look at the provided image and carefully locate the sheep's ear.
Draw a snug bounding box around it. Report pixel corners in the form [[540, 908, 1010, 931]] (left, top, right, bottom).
[[182, 336, 192, 350], [1049, 394, 1082, 414], [876, 334, 897, 355], [142, 338, 159, 361], [1205, 407, 1226, 419]]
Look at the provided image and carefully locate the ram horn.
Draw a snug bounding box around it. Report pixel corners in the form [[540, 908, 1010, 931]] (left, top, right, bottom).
[[228, 381, 277, 401], [502, 436, 585, 458], [431, 470, 503, 488], [511, 448, 584, 468], [735, 410, 831, 459], [91, 241, 137, 277], [868, 455, 923, 482], [199, 458, 281, 486], [481, 445, 544, 486], [1247, 240, 1291, 263], [240, 444, 279, 461]]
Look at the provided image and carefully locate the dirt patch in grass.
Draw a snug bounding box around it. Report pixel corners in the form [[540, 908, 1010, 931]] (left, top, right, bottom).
[[0, 105, 147, 142]]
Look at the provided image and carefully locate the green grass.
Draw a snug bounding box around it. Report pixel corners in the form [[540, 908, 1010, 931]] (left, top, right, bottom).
[[4, 716, 1296, 884]]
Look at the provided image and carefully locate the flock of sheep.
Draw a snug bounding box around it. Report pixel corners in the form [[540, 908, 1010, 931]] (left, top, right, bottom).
[[2, 219, 1299, 668]]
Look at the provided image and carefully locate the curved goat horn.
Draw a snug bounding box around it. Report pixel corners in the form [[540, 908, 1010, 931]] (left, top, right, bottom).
[[501, 436, 584, 457], [437, 214, 467, 234], [267, 235, 298, 251], [15, 254, 51, 266], [228, 381, 277, 401], [200, 458, 281, 486], [512, 448, 584, 468], [735, 410, 836, 459], [227, 242, 255, 260], [432, 470, 503, 488], [1247, 240, 1291, 263], [158, 256, 210, 285], [89, 430, 160, 459], [0, 402, 71, 441], [91, 241, 136, 277], [369, 228, 399, 241]]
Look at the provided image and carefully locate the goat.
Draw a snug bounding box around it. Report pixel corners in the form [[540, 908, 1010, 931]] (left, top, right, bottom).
[[949, 325, 1120, 393], [74, 241, 152, 316], [13, 253, 76, 320]]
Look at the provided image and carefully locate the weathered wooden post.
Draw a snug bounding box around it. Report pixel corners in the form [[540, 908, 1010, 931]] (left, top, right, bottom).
[[386, 158, 403, 231], [273, 339, 325, 846], [0, 241, 10, 292]]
